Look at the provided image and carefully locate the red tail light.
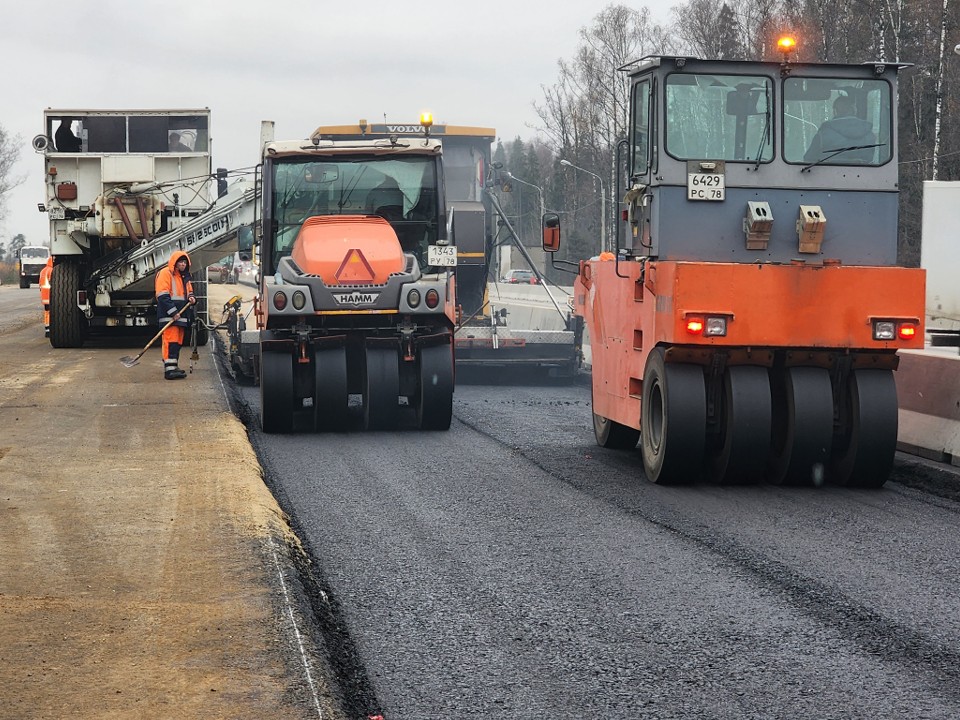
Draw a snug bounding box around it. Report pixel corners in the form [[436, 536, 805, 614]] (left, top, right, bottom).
[[425, 289, 440, 309], [273, 291, 288, 310], [898, 323, 916, 340], [686, 318, 704, 335]]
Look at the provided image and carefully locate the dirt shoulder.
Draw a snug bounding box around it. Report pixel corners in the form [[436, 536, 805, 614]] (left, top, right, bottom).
[[0, 296, 329, 719]]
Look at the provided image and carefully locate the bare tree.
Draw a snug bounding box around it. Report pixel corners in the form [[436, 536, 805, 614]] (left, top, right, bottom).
[[535, 4, 672, 260], [0, 124, 25, 227]]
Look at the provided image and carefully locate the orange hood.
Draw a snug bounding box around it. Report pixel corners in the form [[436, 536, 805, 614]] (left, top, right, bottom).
[[291, 216, 405, 285]]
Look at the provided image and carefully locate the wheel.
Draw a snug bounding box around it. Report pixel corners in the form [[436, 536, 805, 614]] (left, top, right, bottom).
[[708, 366, 772, 484], [190, 279, 209, 347], [261, 350, 294, 433], [49, 261, 86, 348], [830, 368, 898, 488], [592, 385, 640, 449], [768, 367, 833, 485], [363, 346, 400, 430], [417, 344, 454, 430], [640, 347, 706, 484], [314, 346, 350, 431], [19, 276, 29, 289]]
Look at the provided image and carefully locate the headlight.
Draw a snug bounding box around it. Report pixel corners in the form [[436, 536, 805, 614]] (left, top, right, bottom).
[[292, 290, 306, 311], [873, 321, 895, 340], [407, 289, 421, 308]]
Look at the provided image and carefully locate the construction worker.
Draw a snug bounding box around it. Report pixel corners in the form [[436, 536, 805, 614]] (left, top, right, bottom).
[[39, 257, 54, 337], [155, 250, 197, 380]]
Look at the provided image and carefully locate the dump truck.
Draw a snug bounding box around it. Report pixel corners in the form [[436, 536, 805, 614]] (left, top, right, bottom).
[[228, 118, 457, 432], [545, 43, 925, 487], [35, 109, 252, 348], [313, 121, 581, 376]]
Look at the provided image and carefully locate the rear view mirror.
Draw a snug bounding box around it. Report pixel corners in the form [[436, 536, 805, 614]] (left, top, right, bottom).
[[542, 212, 561, 253], [305, 163, 338, 183]]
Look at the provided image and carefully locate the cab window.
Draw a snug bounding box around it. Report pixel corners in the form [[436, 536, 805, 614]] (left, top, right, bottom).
[[783, 78, 891, 166], [631, 80, 651, 175], [665, 73, 773, 163]]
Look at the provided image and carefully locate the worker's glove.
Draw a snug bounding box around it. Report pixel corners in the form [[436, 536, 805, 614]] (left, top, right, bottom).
[[187, 294, 197, 305]]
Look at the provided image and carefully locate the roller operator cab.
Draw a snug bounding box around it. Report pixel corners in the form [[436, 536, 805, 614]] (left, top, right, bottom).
[[253, 126, 456, 433], [548, 48, 925, 488]]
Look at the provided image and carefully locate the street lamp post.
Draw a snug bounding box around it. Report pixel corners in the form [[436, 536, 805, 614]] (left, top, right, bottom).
[[560, 159, 606, 253], [505, 171, 545, 219]]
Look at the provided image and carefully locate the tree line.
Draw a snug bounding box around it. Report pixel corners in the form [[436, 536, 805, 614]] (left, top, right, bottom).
[[494, 0, 958, 272]]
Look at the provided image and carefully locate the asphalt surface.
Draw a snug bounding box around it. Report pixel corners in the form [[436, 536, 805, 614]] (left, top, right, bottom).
[[221, 358, 960, 719]]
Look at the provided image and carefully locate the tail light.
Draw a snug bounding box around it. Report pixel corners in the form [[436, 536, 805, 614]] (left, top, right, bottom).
[[425, 289, 440, 309], [273, 291, 287, 311], [898, 323, 917, 340], [873, 319, 918, 341], [685, 315, 727, 337]]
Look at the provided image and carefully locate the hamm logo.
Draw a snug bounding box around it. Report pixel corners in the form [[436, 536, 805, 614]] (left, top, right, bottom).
[[333, 292, 380, 305]]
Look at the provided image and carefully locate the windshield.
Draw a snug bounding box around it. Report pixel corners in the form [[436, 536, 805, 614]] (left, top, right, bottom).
[[21, 247, 50, 260], [271, 156, 439, 270], [783, 78, 891, 166], [665, 73, 773, 163]]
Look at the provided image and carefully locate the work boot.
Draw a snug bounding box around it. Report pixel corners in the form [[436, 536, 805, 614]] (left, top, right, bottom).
[[164, 368, 187, 380]]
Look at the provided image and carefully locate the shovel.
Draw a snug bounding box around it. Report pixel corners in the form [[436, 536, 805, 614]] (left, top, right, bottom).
[[120, 314, 180, 368]]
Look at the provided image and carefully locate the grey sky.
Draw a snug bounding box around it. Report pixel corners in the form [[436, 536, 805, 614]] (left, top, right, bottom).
[[1, 0, 676, 245]]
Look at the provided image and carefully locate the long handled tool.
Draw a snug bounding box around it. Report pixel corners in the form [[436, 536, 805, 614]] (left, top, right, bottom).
[[119, 314, 180, 368]]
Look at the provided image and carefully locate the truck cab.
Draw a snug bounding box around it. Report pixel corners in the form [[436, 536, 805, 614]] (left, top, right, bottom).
[[16, 245, 51, 288]]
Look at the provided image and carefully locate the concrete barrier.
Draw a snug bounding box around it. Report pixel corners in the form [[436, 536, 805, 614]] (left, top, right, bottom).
[[896, 347, 960, 466]]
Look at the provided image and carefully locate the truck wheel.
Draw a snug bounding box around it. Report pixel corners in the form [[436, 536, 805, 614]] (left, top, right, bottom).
[[592, 385, 640, 449], [314, 346, 349, 431], [261, 350, 294, 433], [707, 365, 771, 484], [19, 277, 29, 289], [640, 347, 706, 484], [49, 261, 87, 348], [363, 346, 400, 430], [417, 344, 454, 430], [829, 368, 897, 488], [191, 279, 209, 347], [768, 366, 833, 485]]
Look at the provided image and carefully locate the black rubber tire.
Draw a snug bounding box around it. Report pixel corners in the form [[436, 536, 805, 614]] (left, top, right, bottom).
[[49, 261, 86, 348], [592, 384, 640, 449], [640, 347, 706, 484], [709, 365, 772, 484], [417, 344, 454, 430], [190, 279, 209, 347], [19, 276, 29, 289], [830, 368, 898, 488], [769, 366, 833, 485], [314, 346, 350, 431], [261, 350, 294, 433], [363, 346, 400, 431]]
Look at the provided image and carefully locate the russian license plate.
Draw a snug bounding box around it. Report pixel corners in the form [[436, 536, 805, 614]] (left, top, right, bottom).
[[428, 245, 457, 266], [48, 206, 66, 220], [687, 172, 725, 201]]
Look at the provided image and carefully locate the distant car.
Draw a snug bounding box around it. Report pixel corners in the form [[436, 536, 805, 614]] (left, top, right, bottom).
[[207, 257, 234, 284], [502, 269, 539, 284]]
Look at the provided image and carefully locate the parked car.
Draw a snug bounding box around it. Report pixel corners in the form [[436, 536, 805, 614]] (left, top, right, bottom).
[[501, 269, 539, 284]]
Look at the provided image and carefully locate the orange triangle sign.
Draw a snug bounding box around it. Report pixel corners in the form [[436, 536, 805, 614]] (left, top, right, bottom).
[[334, 248, 376, 284]]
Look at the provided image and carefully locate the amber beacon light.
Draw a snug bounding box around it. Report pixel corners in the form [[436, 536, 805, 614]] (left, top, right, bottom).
[[777, 36, 797, 54]]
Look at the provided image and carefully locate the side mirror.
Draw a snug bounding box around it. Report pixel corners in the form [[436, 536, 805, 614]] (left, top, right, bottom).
[[542, 212, 561, 253]]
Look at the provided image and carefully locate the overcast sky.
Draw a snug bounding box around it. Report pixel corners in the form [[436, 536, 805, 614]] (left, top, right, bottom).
[[0, 0, 676, 246]]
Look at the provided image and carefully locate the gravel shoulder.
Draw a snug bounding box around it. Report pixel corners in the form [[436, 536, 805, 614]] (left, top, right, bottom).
[[0, 289, 327, 719]]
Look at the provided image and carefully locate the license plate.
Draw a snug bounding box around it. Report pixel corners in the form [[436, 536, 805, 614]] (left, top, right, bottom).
[[687, 173, 725, 201], [428, 245, 457, 266], [48, 206, 66, 219]]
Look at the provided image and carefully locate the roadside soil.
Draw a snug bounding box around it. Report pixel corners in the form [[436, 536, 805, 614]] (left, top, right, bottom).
[[0, 289, 331, 719]]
